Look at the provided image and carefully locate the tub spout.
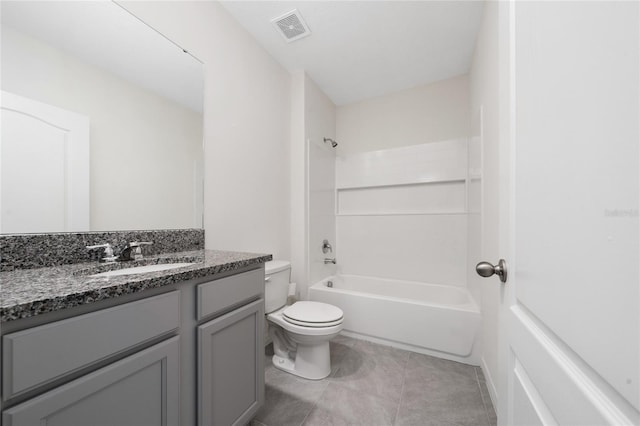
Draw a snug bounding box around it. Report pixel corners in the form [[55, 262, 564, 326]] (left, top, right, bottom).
[[324, 258, 336, 264]]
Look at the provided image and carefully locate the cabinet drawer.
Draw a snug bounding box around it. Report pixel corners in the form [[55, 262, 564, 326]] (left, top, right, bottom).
[[197, 268, 263, 321], [2, 291, 180, 399]]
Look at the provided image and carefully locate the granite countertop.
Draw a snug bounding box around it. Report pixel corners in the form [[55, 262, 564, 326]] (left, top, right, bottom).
[[0, 249, 272, 322]]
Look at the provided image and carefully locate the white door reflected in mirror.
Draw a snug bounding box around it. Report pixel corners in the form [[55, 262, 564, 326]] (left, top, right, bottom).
[[1, 92, 90, 233]]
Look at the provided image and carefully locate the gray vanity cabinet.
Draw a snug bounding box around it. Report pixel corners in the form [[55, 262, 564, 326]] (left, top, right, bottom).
[[198, 297, 264, 426], [2, 336, 180, 426], [1, 264, 266, 426]]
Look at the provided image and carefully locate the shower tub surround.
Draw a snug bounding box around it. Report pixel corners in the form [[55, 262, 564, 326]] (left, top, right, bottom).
[[0, 228, 204, 271], [321, 140, 480, 364], [335, 139, 468, 287]]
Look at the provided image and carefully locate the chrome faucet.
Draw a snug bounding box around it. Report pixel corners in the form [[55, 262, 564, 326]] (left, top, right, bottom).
[[324, 258, 336, 264], [86, 243, 118, 263], [322, 239, 333, 254], [119, 241, 153, 261]]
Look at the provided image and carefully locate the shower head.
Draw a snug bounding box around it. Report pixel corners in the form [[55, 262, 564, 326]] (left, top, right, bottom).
[[323, 137, 338, 148]]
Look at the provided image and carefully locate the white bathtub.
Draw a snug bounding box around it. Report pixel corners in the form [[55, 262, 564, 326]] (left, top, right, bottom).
[[309, 274, 481, 363]]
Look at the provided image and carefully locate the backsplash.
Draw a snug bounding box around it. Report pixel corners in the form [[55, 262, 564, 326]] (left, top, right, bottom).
[[0, 229, 204, 271]]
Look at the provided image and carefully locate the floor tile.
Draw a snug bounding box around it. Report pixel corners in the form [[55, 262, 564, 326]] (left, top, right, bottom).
[[476, 366, 487, 383], [404, 353, 478, 395], [475, 367, 497, 426], [330, 340, 409, 403], [354, 339, 411, 362], [302, 406, 350, 426], [487, 406, 498, 426], [258, 344, 329, 426], [478, 379, 497, 426], [254, 383, 316, 426], [406, 352, 477, 381], [332, 334, 360, 347], [303, 382, 398, 426], [396, 385, 489, 426], [328, 340, 353, 375], [398, 352, 488, 426], [258, 335, 494, 426]]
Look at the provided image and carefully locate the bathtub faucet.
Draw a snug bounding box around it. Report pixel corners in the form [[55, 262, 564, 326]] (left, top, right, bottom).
[[324, 258, 336, 264]]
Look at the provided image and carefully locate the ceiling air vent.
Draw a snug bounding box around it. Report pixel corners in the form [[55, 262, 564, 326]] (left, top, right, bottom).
[[271, 9, 311, 43]]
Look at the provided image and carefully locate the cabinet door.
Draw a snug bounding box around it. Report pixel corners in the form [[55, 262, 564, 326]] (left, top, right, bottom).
[[2, 336, 180, 426], [198, 299, 264, 426]]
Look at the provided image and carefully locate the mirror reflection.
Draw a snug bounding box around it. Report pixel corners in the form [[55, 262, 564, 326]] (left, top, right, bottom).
[[0, 1, 204, 234]]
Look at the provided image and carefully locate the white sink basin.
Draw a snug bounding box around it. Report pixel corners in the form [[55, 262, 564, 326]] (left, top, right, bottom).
[[90, 263, 195, 278]]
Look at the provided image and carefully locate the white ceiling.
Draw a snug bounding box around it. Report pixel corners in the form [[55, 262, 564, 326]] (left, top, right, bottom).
[[220, 1, 485, 106]]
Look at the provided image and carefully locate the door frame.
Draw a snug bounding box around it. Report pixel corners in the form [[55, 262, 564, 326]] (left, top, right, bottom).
[[496, 1, 514, 423]]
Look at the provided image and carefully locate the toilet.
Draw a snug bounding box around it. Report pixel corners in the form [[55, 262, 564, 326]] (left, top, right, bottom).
[[265, 260, 343, 380]]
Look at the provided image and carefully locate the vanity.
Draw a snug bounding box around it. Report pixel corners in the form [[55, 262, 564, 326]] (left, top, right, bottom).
[[0, 249, 271, 426], [0, 2, 266, 424]]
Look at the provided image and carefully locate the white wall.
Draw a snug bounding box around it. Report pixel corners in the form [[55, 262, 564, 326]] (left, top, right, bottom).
[[336, 75, 470, 155], [119, 1, 292, 259], [290, 71, 307, 293], [468, 0, 500, 413], [305, 74, 337, 297], [1, 26, 203, 231]]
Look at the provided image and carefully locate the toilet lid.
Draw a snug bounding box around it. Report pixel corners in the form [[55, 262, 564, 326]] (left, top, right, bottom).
[[283, 301, 343, 326]]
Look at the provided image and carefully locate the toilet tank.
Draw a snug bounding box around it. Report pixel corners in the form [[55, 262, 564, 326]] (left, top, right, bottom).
[[264, 260, 291, 314]]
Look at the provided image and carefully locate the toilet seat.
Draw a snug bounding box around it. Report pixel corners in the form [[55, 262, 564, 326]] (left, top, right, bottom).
[[283, 316, 343, 328], [267, 307, 343, 336], [283, 301, 343, 328]]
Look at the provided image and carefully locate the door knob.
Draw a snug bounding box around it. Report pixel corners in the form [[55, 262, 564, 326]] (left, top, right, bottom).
[[476, 259, 508, 283]]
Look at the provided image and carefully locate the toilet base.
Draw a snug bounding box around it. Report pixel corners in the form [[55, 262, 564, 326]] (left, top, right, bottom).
[[271, 341, 331, 380]]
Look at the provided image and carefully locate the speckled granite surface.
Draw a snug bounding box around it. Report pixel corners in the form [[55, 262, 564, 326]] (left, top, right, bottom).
[[1, 249, 271, 322], [0, 229, 204, 271]]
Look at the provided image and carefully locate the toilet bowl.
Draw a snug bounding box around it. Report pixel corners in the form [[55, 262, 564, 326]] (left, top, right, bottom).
[[265, 261, 344, 380]]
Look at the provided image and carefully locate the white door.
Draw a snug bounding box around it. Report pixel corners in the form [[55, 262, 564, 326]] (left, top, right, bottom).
[[494, 2, 640, 425], [1, 91, 90, 233]]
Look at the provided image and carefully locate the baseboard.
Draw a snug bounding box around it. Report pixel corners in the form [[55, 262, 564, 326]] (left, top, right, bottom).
[[481, 356, 498, 417]]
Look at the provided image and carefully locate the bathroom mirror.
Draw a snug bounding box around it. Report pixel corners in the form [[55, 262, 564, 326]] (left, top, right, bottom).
[[0, 1, 204, 234]]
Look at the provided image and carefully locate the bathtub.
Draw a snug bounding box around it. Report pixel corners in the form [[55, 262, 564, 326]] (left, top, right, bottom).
[[309, 274, 481, 362]]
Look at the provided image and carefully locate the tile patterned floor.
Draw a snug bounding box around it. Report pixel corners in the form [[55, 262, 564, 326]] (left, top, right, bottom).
[[253, 335, 497, 426]]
